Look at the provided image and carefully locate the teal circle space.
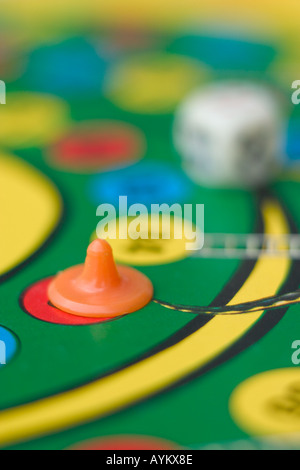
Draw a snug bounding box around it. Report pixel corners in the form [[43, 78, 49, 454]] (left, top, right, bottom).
[[0, 327, 19, 367], [24, 37, 107, 97], [88, 160, 194, 209], [168, 34, 277, 72]]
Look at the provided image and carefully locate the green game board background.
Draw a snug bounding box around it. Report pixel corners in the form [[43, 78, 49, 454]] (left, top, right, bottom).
[[0, 34, 300, 450]]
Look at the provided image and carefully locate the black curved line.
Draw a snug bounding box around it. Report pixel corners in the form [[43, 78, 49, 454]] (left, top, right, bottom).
[[170, 188, 300, 386]]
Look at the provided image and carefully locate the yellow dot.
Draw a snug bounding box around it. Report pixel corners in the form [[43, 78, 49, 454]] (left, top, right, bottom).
[[230, 368, 300, 439], [0, 93, 70, 148], [105, 53, 210, 114], [93, 214, 199, 265]]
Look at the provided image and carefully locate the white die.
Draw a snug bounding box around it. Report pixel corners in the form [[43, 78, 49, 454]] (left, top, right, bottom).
[[173, 82, 286, 188]]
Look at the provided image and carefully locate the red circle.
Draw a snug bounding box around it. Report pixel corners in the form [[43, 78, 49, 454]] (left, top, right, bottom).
[[70, 435, 179, 450], [21, 277, 113, 325], [102, 29, 158, 53], [48, 121, 145, 172]]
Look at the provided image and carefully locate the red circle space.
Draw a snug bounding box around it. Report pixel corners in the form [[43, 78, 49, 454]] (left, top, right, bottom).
[[48, 121, 145, 172], [71, 435, 179, 450], [21, 277, 112, 325]]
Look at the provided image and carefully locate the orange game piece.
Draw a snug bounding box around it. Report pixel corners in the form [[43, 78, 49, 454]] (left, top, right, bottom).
[[48, 239, 154, 318]]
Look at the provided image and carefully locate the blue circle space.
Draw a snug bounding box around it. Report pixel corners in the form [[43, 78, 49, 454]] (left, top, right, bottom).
[[168, 34, 277, 72], [0, 327, 18, 367], [286, 117, 300, 162], [24, 37, 107, 96], [89, 160, 194, 210]]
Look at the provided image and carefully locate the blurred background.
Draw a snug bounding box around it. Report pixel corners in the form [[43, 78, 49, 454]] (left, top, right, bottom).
[[0, 0, 299, 165], [1, 0, 300, 451]]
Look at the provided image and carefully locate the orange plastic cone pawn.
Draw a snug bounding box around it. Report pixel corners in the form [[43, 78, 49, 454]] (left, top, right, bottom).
[[48, 239, 154, 318]]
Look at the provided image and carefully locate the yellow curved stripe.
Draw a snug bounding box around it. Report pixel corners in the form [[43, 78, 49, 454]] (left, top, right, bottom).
[[0, 154, 62, 277], [0, 199, 291, 447], [1, 0, 299, 38]]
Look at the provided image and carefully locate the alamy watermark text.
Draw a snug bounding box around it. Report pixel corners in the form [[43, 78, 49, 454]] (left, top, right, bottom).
[[96, 196, 204, 251]]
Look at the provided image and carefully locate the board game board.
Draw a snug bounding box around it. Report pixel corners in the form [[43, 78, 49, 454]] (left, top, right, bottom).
[[1, 0, 300, 451]]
